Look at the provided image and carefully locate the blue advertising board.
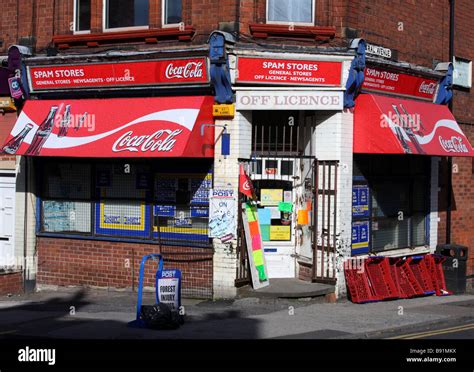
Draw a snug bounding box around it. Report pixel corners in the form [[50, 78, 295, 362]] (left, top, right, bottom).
[[352, 185, 370, 218], [351, 220, 370, 255]]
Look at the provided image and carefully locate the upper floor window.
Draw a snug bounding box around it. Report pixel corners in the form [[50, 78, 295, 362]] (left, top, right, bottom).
[[104, 0, 149, 31], [74, 0, 91, 33], [163, 0, 183, 26], [267, 0, 314, 25]]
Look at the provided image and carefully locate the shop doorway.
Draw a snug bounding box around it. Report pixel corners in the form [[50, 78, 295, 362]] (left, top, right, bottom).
[[0, 175, 16, 267], [235, 110, 339, 283]]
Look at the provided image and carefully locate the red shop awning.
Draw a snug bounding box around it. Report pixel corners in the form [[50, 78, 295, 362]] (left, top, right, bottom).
[[354, 93, 474, 156], [1, 96, 215, 158]]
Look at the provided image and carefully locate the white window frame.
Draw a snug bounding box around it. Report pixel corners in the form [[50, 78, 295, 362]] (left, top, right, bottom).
[[102, 0, 150, 33], [73, 0, 91, 35], [266, 0, 315, 26], [162, 0, 184, 28]]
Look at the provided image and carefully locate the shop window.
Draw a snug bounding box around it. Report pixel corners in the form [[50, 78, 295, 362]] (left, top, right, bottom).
[[154, 173, 211, 246], [74, 0, 91, 33], [41, 162, 92, 234], [38, 159, 212, 248], [266, 0, 314, 25], [163, 0, 183, 26], [95, 163, 151, 239], [104, 0, 149, 31], [354, 155, 430, 252]]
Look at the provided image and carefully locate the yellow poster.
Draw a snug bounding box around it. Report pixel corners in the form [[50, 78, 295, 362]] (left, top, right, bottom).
[[270, 226, 291, 241], [261, 189, 283, 206]]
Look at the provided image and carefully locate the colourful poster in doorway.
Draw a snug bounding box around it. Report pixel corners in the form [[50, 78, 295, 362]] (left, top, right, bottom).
[[261, 189, 283, 206], [242, 203, 270, 288]]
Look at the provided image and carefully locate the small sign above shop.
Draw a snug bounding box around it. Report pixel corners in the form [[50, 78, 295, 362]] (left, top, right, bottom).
[[366, 43, 393, 59], [236, 91, 343, 110], [236, 57, 342, 86], [27, 58, 210, 92]]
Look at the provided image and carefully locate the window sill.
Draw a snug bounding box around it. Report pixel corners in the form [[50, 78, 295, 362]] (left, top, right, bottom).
[[249, 23, 336, 41], [52, 27, 195, 49]]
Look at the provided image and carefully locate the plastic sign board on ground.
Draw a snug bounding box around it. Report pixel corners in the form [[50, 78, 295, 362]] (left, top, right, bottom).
[[156, 269, 181, 310], [242, 203, 270, 289]]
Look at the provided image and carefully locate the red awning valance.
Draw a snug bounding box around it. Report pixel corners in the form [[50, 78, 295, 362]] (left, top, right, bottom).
[[1, 96, 215, 158], [354, 94, 474, 157]]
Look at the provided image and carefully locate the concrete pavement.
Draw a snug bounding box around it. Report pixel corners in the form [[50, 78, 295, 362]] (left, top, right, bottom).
[[0, 289, 473, 339]]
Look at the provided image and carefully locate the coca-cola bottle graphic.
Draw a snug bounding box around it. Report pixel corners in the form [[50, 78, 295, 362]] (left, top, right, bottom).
[[390, 105, 412, 154], [57, 104, 71, 137], [74, 112, 88, 132], [392, 104, 425, 155], [2, 123, 34, 154], [26, 105, 60, 156], [400, 103, 426, 135]]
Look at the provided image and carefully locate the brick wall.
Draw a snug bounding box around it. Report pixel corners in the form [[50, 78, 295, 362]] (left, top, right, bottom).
[[36, 237, 213, 299], [0, 271, 23, 296]]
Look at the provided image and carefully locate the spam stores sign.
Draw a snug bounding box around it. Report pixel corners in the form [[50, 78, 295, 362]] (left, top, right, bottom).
[[236, 57, 342, 86], [27, 57, 209, 92]]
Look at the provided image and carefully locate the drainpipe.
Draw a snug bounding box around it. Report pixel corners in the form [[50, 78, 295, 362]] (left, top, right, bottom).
[[446, 0, 455, 244], [23, 157, 28, 292]]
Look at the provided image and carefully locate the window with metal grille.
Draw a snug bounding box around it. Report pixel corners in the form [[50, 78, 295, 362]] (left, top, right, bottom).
[[354, 155, 430, 251], [38, 159, 212, 247]]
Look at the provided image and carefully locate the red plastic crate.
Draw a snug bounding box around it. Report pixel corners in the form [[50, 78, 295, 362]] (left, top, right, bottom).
[[394, 258, 426, 298], [365, 257, 399, 300], [388, 257, 407, 298], [406, 255, 436, 296], [425, 254, 452, 296], [344, 259, 379, 304]]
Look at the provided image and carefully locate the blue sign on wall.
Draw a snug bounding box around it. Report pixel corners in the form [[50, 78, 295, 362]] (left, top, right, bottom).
[[352, 220, 370, 255], [352, 185, 370, 218]]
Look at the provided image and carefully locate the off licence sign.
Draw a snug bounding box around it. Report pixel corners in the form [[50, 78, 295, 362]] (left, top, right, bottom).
[[237, 57, 342, 86], [28, 58, 209, 91]]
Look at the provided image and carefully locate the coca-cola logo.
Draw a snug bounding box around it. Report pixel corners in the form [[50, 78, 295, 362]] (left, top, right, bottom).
[[165, 62, 204, 79], [419, 81, 436, 95], [112, 129, 183, 153], [439, 136, 468, 153]]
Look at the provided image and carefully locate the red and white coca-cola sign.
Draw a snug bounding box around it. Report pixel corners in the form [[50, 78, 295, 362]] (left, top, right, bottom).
[[27, 58, 209, 91], [354, 93, 474, 157], [236, 57, 342, 86], [1, 96, 215, 158], [362, 67, 439, 101]]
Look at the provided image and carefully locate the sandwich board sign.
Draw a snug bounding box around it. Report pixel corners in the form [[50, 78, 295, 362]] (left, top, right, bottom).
[[242, 202, 270, 289], [156, 269, 182, 310]]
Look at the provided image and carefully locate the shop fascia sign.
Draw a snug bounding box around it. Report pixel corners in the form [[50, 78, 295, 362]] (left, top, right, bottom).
[[235, 91, 343, 110], [362, 66, 438, 101], [235, 56, 343, 87], [27, 57, 210, 92]]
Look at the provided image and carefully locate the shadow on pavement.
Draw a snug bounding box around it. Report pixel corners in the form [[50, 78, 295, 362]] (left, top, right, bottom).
[[0, 289, 261, 339]]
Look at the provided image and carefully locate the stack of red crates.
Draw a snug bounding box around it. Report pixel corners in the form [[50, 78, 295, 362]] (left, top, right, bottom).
[[345, 254, 450, 303]]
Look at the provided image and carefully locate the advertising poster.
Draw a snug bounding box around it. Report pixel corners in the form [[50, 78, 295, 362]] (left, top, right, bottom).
[[352, 220, 370, 255], [260, 189, 283, 206], [95, 201, 150, 238], [208, 189, 236, 240], [352, 185, 370, 218], [156, 269, 182, 310]]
